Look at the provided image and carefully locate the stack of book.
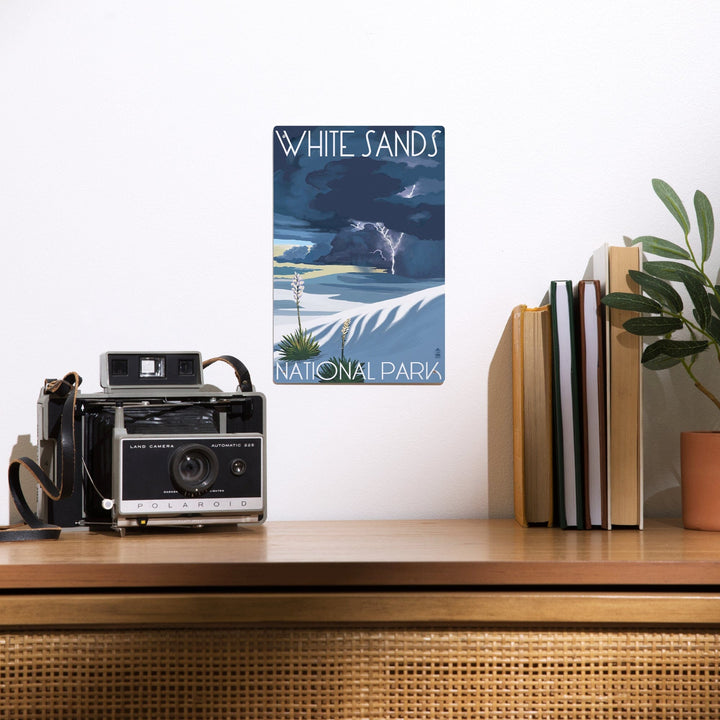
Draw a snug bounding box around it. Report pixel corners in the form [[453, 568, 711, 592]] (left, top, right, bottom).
[[512, 244, 643, 529]]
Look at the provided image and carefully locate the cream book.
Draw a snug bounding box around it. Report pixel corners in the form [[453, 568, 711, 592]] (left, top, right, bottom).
[[592, 244, 643, 528]]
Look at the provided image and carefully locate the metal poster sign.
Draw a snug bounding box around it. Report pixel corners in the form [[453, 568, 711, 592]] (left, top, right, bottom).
[[273, 126, 445, 384]]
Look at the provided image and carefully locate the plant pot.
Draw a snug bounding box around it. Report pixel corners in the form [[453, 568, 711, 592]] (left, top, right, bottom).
[[681, 432, 720, 531]]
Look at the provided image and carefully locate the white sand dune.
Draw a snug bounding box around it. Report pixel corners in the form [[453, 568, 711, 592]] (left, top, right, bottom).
[[274, 284, 445, 383]]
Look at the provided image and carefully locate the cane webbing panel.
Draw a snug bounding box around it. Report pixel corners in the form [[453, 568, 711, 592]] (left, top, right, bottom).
[[0, 626, 718, 719]]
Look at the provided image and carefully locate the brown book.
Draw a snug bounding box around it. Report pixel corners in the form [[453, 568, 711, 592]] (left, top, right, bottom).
[[512, 304, 554, 526], [594, 245, 643, 528], [578, 280, 608, 528]]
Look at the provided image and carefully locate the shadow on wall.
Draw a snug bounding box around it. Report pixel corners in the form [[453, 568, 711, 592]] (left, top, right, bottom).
[[8, 434, 37, 525], [642, 353, 720, 517], [487, 313, 514, 519]]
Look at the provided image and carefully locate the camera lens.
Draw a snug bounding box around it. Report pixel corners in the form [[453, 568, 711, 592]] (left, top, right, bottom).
[[170, 444, 218, 497]]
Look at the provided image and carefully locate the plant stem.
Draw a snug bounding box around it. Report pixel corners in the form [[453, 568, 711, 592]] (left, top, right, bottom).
[[685, 230, 700, 270], [666, 305, 720, 364], [682, 359, 720, 411], [693, 381, 720, 412], [685, 229, 720, 324]]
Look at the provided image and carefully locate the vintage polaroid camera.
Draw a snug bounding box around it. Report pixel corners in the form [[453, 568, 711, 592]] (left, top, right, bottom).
[[37, 352, 265, 533]]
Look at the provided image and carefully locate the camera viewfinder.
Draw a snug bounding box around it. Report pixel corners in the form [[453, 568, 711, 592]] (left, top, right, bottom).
[[178, 358, 195, 376], [139, 356, 166, 378], [110, 358, 129, 377]]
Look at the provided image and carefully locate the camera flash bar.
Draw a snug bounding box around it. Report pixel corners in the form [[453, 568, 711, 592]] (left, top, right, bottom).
[[101, 352, 203, 389]]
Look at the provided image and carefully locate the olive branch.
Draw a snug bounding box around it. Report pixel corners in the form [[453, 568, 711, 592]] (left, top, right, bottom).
[[602, 179, 720, 411]]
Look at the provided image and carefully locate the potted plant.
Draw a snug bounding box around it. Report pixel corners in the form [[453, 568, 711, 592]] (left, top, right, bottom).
[[602, 179, 720, 530]]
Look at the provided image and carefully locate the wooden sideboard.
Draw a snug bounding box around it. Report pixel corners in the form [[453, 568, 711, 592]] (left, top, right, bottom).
[[1, 518, 718, 718]]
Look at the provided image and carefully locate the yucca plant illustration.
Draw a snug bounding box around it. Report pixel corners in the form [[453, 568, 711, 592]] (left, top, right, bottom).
[[340, 318, 351, 361], [602, 179, 720, 411], [277, 327, 321, 361], [317, 318, 366, 383], [277, 272, 321, 361], [292, 272, 305, 331]]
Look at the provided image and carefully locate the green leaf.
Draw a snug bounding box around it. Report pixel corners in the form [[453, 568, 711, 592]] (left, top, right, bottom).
[[627, 270, 683, 313], [643, 354, 685, 370], [694, 189, 714, 262], [643, 260, 706, 283], [642, 338, 709, 362], [684, 275, 712, 329], [652, 178, 690, 235], [708, 316, 720, 345], [629, 235, 691, 260], [601, 292, 662, 313], [710, 292, 720, 319], [622, 316, 683, 335]]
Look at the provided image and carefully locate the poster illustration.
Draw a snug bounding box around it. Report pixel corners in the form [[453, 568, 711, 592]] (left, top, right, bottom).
[[273, 126, 444, 384]]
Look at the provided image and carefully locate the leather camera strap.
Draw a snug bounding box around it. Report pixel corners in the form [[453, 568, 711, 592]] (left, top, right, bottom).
[[1, 372, 81, 542], [202, 355, 253, 392]]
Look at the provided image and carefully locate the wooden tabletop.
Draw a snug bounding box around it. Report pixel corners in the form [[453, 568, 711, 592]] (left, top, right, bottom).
[[0, 518, 718, 590]]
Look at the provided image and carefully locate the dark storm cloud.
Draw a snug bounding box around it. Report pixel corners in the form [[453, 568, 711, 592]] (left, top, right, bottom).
[[274, 126, 444, 277]]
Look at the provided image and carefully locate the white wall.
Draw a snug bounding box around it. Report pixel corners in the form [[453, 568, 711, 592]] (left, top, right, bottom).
[[2, 1, 720, 525]]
